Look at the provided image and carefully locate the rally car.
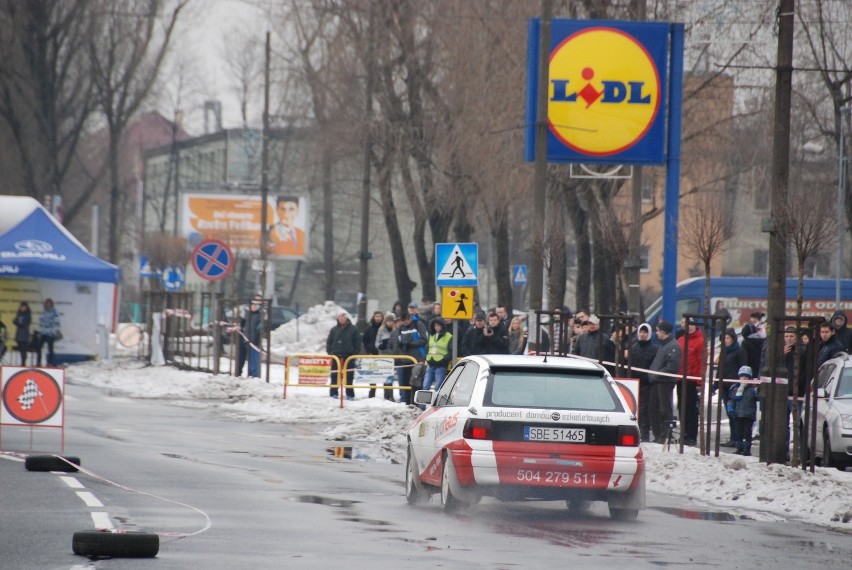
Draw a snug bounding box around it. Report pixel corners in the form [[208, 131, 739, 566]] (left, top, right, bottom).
[[405, 354, 645, 520]]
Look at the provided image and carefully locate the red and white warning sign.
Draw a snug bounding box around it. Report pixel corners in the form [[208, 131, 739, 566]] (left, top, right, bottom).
[[1, 367, 65, 427]]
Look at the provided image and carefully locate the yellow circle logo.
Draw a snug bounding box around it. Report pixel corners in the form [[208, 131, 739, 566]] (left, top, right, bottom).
[[548, 27, 660, 157]]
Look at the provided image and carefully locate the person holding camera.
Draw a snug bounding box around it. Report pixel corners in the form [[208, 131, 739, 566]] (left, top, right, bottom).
[[391, 311, 427, 405], [480, 312, 510, 354]]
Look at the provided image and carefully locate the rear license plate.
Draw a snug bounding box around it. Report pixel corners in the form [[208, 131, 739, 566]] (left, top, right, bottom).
[[523, 426, 586, 442]]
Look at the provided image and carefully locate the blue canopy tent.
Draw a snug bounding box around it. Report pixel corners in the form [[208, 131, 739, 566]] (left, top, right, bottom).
[[0, 196, 120, 364]]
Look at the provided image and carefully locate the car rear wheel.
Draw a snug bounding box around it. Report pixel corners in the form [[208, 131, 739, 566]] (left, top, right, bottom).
[[405, 444, 430, 505], [823, 430, 847, 471], [440, 453, 463, 512], [566, 500, 591, 512], [609, 507, 639, 521]]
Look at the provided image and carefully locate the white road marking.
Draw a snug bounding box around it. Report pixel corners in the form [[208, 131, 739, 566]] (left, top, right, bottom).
[[75, 491, 104, 507], [60, 476, 85, 489], [0, 454, 23, 462], [90, 511, 114, 530]]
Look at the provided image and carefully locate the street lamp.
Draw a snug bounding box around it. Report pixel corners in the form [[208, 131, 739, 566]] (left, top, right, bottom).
[[837, 105, 850, 310]]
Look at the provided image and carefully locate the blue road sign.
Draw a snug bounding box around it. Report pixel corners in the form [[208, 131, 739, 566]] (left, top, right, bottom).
[[139, 255, 158, 278], [192, 239, 234, 281], [162, 265, 185, 291], [435, 243, 478, 287], [513, 265, 528, 286]]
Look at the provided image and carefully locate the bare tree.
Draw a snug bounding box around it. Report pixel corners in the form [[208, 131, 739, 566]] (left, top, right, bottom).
[[88, 0, 188, 264], [775, 180, 837, 466], [0, 0, 98, 212]]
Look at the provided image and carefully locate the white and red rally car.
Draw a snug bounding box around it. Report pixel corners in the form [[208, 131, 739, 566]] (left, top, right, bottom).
[[406, 354, 645, 520]]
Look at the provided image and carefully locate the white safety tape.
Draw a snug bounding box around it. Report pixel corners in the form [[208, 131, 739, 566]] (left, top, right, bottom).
[[52, 455, 212, 542]]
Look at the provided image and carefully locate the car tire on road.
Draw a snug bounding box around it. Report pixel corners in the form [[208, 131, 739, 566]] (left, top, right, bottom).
[[72, 530, 159, 558], [608, 507, 639, 521], [25, 455, 80, 472], [440, 452, 463, 512], [405, 444, 430, 505], [823, 429, 847, 471]]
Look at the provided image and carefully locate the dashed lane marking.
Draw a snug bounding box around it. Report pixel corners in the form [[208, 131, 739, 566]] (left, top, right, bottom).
[[76, 491, 104, 508]]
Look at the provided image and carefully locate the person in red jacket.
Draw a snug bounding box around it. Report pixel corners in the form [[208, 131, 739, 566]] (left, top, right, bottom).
[[678, 317, 705, 446]]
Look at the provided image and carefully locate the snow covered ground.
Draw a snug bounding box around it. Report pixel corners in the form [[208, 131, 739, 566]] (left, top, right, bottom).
[[64, 302, 852, 531]]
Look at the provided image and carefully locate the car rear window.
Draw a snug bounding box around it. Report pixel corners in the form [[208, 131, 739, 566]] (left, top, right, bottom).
[[485, 368, 623, 412]]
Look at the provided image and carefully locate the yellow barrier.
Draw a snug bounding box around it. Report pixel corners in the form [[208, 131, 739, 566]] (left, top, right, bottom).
[[283, 354, 341, 405], [342, 354, 418, 406], [282, 353, 420, 408]]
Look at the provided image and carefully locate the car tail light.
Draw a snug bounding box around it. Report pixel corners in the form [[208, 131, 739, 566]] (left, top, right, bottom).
[[617, 426, 640, 447], [463, 419, 493, 440]]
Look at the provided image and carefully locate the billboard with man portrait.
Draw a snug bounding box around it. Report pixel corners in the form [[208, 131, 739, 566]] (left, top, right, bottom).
[[180, 193, 309, 260]]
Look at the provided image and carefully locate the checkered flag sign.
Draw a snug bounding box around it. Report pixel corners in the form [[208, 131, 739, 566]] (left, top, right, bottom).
[[17, 378, 43, 410]]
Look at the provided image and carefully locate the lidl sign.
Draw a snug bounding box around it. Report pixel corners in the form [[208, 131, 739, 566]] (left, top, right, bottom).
[[525, 20, 673, 165]]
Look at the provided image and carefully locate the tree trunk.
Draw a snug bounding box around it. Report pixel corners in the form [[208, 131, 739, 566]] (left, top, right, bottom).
[[322, 146, 335, 300], [566, 188, 591, 312], [494, 212, 512, 315]]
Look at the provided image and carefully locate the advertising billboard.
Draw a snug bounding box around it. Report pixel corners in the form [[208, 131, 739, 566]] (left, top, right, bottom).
[[180, 193, 309, 260]]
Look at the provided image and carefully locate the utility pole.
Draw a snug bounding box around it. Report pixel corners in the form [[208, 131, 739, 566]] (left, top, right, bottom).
[[259, 31, 271, 297], [627, 0, 646, 315], [357, 3, 375, 330], [529, 0, 552, 312], [762, 0, 794, 464]]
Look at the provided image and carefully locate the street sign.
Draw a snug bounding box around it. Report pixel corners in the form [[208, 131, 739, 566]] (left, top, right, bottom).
[[161, 265, 185, 291], [435, 243, 478, 287], [191, 239, 234, 281], [139, 256, 158, 278], [441, 287, 474, 320], [513, 265, 528, 286], [1, 367, 64, 426]]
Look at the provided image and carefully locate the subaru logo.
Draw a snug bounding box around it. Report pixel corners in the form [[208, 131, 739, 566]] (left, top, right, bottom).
[[15, 240, 52, 253], [551, 412, 561, 421]]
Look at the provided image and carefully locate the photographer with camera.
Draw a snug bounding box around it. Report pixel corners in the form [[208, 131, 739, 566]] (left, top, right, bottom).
[[479, 312, 511, 355], [390, 311, 428, 405]]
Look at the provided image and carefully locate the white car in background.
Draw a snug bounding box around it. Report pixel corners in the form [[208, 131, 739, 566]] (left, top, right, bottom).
[[405, 354, 645, 520], [811, 353, 852, 471]]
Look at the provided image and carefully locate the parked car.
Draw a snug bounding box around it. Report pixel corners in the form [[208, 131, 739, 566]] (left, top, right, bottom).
[[809, 353, 852, 471], [405, 354, 645, 519], [221, 305, 300, 344]]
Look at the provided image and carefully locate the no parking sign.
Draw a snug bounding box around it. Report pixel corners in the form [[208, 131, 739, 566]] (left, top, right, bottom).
[[192, 239, 234, 281]]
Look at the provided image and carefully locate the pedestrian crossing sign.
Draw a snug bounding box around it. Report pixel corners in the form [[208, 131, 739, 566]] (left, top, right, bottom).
[[435, 243, 478, 287], [513, 265, 528, 285], [441, 287, 474, 320]]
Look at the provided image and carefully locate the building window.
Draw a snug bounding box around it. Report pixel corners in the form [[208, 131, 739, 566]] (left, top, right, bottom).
[[803, 254, 831, 278], [753, 249, 768, 276], [641, 173, 655, 203], [640, 245, 650, 272]]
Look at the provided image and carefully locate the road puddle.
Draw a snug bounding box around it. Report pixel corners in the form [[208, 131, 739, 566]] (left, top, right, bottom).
[[326, 445, 395, 463], [652, 506, 753, 521]]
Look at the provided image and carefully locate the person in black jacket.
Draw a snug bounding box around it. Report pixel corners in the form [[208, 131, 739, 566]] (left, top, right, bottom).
[[830, 310, 852, 353], [13, 301, 32, 366], [391, 311, 428, 405], [717, 328, 748, 446], [327, 311, 362, 399], [817, 322, 845, 367], [648, 320, 682, 444], [740, 323, 764, 376], [629, 323, 658, 441], [362, 310, 384, 398]]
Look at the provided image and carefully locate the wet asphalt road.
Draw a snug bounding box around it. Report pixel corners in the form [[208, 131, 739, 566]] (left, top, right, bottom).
[[1, 380, 851, 570]]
